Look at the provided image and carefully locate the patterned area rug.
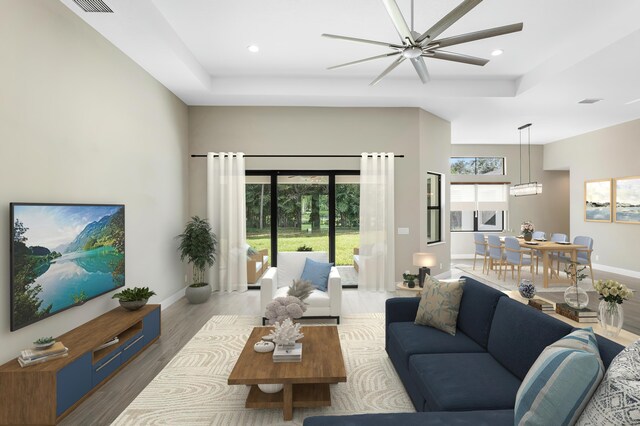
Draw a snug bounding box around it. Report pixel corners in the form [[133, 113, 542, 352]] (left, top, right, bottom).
[[112, 314, 414, 425]]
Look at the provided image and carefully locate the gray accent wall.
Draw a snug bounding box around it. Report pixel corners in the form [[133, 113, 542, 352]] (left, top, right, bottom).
[[450, 144, 570, 257], [188, 106, 451, 282], [0, 1, 189, 363], [544, 118, 640, 274]]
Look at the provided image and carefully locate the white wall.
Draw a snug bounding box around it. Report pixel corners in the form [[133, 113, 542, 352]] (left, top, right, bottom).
[[544, 118, 640, 273], [450, 144, 570, 257], [188, 106, 451, 280], [0, 1, 189, 363]]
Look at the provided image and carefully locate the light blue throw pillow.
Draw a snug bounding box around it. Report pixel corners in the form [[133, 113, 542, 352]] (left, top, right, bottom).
[[514, 328, 605, 426], [300, 258, 333, 292]]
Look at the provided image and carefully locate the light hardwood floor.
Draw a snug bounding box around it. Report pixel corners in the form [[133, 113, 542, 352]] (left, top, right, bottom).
[[60, 288, 396, 425]]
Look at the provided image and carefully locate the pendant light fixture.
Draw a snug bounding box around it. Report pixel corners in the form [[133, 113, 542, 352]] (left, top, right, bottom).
[[510, 123, 542, 197]]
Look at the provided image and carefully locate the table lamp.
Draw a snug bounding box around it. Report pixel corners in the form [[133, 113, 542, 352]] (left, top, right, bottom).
[[413, 253, 436, 288]]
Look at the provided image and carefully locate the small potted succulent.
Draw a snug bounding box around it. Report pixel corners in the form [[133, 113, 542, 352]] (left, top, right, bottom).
[[177, 216, 217, 304], [33, 336, 56, 349], [112, 286, 156, 311]]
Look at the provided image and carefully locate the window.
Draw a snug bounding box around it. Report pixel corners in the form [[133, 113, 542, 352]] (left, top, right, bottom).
[[450, 184, 508, 232], [426, 172, 442, 244], [450, 157, 505, 175]]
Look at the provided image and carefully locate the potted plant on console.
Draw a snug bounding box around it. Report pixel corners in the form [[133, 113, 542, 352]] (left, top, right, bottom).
[[112, 286, 156, 311], [177, 216, 218, 304]]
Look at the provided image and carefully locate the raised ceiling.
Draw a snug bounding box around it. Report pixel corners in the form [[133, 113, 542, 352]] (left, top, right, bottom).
[[60, 0, 640, 144]]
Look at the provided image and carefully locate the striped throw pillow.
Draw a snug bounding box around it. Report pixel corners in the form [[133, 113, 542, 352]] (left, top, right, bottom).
[[514, 328, 605, 426]]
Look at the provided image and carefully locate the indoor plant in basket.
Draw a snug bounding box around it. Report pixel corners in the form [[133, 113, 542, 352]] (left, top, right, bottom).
[[177, 216, 217, 304], [112, 287, 156, 311]]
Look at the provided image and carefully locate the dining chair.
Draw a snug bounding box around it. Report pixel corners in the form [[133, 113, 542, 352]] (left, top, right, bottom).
[[532, 231, 546, 240], [487, 235, 505, 278], [503, 236, 534, 284], [473, 233, 489, 274], [554, 236, 595, 282], [546, 233, 568, 275]]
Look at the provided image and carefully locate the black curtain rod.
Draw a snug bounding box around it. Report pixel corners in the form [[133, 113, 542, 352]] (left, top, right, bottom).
[[190, 154, 404, 158]]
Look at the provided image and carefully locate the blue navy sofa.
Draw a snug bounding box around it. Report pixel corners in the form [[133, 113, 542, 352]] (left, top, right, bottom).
[[305, 276, 624, 426]]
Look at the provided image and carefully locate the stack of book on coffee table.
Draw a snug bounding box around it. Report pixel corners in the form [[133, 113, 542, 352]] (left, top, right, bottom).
[[555, 303, 598, 323], [528, 298, 554, 312], [272, 343, 302, 363], [18, 342, 68, 367]]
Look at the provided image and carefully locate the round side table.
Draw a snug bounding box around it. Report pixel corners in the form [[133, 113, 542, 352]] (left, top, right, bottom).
[[395, 282, 423, 297]]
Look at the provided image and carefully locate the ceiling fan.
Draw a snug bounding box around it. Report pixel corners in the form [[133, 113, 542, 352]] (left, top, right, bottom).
[[322, 0, 523, 85]]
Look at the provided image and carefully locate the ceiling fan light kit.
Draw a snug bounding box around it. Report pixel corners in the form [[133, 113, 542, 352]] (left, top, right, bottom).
[[510, 123, 542, 197], [322, 0, 523, 85]]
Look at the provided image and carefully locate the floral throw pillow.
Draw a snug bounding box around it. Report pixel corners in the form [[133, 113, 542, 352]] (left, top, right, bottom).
[[414, 276, 465, 335]]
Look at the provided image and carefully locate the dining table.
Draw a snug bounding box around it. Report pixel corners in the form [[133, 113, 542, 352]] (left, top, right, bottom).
[[488, 237, 587, 288]]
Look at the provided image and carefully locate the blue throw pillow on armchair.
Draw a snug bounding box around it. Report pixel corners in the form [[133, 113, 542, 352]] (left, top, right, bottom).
[[300, 258, 333, 292]]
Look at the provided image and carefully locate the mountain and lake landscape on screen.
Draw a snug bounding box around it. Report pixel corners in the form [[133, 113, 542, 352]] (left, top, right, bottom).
[[11, 204, 125, 330]]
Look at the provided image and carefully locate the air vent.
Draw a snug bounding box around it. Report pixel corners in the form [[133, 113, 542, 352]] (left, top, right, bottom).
[[578, 98, 603, 104], [73, 0, 113, 13]]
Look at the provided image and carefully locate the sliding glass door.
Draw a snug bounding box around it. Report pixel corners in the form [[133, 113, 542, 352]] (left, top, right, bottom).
[[245, 171, 359, 287]]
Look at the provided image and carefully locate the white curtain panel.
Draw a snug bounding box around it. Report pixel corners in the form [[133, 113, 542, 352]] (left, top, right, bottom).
[[207, 152, 248, 292], [358, 153, 395, 292]]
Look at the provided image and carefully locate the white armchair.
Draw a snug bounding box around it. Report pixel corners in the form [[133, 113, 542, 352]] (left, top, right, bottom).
[[260, 252, 342, 324]]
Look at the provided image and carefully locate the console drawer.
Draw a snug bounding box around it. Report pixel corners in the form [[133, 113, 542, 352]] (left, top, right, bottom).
[[121, 333, 145, 364], [92, 350, 121, 387]]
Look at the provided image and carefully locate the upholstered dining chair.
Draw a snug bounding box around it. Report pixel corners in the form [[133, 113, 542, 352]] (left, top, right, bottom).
[[554, 236, 595, 283], [473, 233, 489, 274], [503, 236, 534, 284], [532, 231, 546, 240], [544, 233, 568, 274], [487, 235, 504, 279]]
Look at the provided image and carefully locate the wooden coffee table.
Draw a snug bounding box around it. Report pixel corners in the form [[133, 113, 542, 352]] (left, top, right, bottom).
[[228, 325, 347, 420]]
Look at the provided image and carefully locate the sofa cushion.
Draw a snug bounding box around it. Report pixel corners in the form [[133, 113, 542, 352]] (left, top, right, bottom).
[[300, 258, 333, 292], [515, 328, 604, 425], [388, 322, 485, 369], [303, 410, 515, 426], [577, 338, 640, 425], [488, 297, 573, 380], [275, 286, 330, 307], [457, 276, 506, 348], [409, 352, 521, 411], [415, 276, 465, 335]]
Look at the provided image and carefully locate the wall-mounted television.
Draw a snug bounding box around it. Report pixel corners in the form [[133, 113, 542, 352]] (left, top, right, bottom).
[[10, 203, 125, 331]]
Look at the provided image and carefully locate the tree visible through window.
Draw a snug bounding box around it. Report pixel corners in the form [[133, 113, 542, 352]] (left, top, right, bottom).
[[450, 157, 504, 175]]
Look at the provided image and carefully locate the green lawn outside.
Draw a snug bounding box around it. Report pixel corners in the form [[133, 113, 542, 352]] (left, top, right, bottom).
[[247, 228, 359, 266]]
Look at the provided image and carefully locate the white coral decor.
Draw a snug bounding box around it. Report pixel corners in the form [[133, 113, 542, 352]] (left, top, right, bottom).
[[266, 318, 304, 346], [264, 296, 307, 325]]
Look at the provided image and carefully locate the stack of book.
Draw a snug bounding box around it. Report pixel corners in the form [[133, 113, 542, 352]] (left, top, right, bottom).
[[555, 303, 598, 323], [528, 298, 554, 312], [18, 342, 68, 367], [272, 343, 302, 363]]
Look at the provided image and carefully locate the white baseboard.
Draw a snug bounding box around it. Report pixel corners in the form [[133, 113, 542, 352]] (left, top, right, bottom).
[[160, 287, 186, 311], [451, 254, 474, 260], [592, 263, 640, 279]]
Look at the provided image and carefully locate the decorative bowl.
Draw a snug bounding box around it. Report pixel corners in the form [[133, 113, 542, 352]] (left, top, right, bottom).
[[119, 299, 148, 311], [254, 341, 275, 353], [33, 340, 56, 349]]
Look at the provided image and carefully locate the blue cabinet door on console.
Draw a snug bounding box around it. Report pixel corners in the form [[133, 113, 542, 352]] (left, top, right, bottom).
[[56, 352, 92, 417], [143, 307, 160, 345]]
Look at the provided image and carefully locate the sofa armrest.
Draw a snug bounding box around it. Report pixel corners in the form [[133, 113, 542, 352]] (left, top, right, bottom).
[[385, 297, 420, 329], [328, 267, 342, 317], [260, 267, 278, 313]]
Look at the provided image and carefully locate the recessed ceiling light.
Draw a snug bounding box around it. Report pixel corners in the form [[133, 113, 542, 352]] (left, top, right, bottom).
[[491, 49, 503, 56], [626, 98, 640, 105], [247, 45, 260, 53]]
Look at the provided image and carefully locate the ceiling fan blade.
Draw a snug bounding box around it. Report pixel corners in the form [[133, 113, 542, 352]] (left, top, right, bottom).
[[382, 0, 414, 44], [424, 50, 489, 66], [328, 52, 401, 70], [410, 57, 430, 84], [416, 0, 483, 45], [428, 23, 523, 49], [370, 56, 406, 86], [322, 33, 404, 49]]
